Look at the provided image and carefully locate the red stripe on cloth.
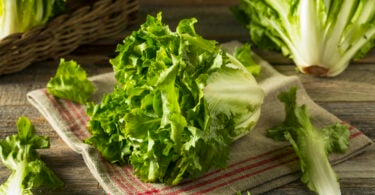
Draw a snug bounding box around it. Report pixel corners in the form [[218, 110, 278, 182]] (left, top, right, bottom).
[[350, 131, 362, 139], [101, 158, 135, 194], [66, 100, 89, 122], [341, 121, 355, 131], [62, 100, 90, 139], [183, 146, 293, 186], [138, 189, 161, 195], [45, 90, 87, 139], [154, 146, 294, 194], [166, 152, 296, 194], [121, 166, 157, 192], [113, 166, 141, 193], [340, 121, 363, 138], [71, 101, 91, 136], [122, 166, 148, 192], [228, 146, 294, 169], [199, 156, 300, 194]]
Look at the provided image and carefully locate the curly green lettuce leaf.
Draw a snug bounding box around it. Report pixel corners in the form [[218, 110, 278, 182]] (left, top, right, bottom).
[[85, 87, 131, 165], [0, 117, 64, 195], [233, 43, 261, 76], [47, 58, 96, 104], [85, 12, 264, 185], [266, 87, 350, 195]]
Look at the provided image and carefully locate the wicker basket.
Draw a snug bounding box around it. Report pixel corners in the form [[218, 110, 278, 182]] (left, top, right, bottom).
[[0, 0, 139, 75]]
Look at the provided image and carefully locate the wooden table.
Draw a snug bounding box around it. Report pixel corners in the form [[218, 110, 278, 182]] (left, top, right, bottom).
[[1, 1, 374, 194]]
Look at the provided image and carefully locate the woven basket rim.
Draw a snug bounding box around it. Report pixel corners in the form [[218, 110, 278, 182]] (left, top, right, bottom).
[[0, 0, 138, 44], [0, 0, 139, 42], [0, 0, 139, 75]]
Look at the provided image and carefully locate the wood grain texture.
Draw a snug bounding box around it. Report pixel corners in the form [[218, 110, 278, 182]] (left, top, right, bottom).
[[274, 65, 375, 102], [0, 1, 374, 194]]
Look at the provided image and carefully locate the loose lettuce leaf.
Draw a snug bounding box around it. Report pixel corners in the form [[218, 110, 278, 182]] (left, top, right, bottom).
[[47, 58, 96, 104], [0, 117, 64, 195], [267, 87, 350, 195], [233, 43, 261, 76]]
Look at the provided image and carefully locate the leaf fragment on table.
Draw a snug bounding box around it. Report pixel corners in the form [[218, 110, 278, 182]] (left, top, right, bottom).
[[267, 87, 350, 195], [0, 116, 64, 195], [47, 58, 96, 104]]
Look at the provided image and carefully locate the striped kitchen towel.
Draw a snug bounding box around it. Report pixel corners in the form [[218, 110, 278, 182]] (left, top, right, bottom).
[[27, 42, 373, 194]]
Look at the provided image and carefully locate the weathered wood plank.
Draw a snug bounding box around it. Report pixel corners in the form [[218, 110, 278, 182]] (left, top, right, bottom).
[[140, 5, 250, 43], [316, 102, 375, 138], [335, 145, 375, 178], [274, 64, 375, 102]]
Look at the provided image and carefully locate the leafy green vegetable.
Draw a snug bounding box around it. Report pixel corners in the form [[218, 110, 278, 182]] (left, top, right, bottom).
[[233, 0, 375, 76], [233, 43, 261, 76], [0, 0, 66, 39], [0, 117, 64, 195], [267, 87, 350, 195], [47, 58, 96, 104], [85, 13, 264, 185]]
